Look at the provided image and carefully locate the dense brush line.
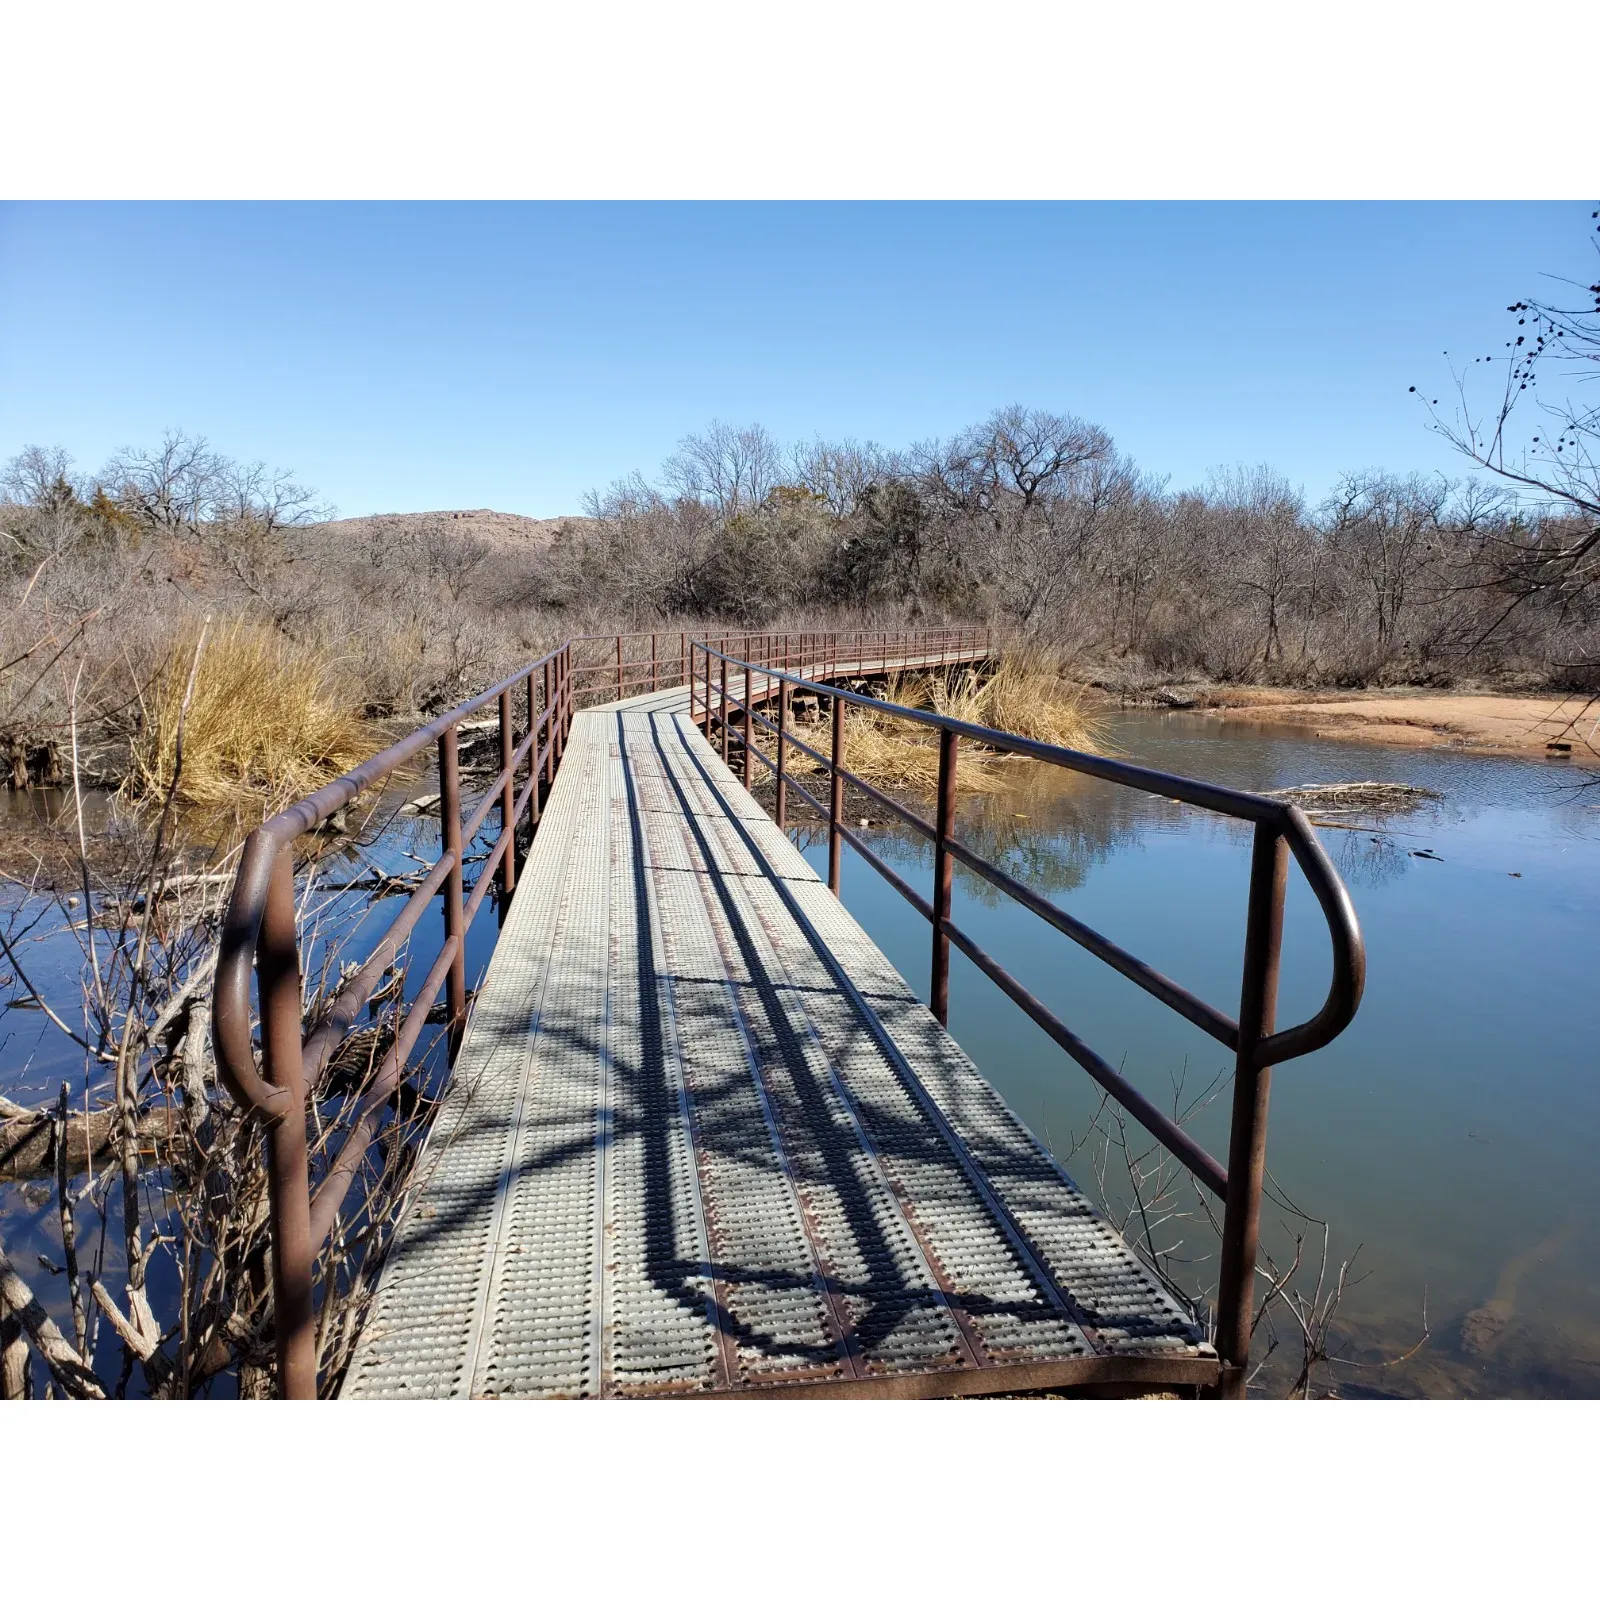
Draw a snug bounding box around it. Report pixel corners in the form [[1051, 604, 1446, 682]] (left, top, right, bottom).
[[3, 409, 1597, 816]]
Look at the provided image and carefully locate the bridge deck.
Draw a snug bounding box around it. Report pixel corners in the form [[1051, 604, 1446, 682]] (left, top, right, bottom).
[[342, 698, 1216, 1398]]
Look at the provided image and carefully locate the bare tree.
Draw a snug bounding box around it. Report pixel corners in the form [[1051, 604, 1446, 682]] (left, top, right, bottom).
[[101, 429, 225, 535], [1416, 209, 1600, 623], [214, 458, 329, 532], [2, 445, 89, 560], [1324, 471, 1450, 653], [1206, 464, 1315, 666], [416, 521, 491, 604], [664, 420, 782, 519], [790, 436, 890, 518]]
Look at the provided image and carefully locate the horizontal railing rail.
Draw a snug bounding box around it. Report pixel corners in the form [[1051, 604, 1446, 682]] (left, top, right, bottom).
[[692, 636, 1366, 1399], [210, 626, 993, 1397]]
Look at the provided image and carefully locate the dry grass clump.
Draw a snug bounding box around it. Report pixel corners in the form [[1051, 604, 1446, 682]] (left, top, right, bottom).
[[128, 620, 378, 821], [772, 655, 1098, 796], [930, 652, 1098, 749], [837, 704, 1005, 793]]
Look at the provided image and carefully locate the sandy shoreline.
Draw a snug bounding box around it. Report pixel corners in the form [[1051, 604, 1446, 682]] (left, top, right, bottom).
[[1160, 687, 1600, 764]]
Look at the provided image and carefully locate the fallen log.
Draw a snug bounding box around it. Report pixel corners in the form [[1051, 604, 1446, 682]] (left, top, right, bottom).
[[0, 1241, 105, 1397], [0, 1099, 178, 1182]]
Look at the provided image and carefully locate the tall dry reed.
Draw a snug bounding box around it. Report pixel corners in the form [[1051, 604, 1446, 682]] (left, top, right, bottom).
[[128, 620, 378, 823]]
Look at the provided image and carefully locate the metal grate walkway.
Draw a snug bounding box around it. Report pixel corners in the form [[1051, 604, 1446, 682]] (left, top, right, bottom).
[[341, 701, 1216, 1398]]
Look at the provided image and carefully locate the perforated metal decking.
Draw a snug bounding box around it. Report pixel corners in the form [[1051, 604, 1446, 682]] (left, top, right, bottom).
[[341, 703, 1217, 1398]]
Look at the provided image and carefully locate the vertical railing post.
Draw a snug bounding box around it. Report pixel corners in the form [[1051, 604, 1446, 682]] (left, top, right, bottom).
[[930, 728, 958, 1025], [438, 724, 468, 1059], [689, 642, 698, 724], [741, 671, 753, 791], [542, 660, 553, 784], [615, 635, 623, 701], [260, 848, 316, 1399], [651, 632, 659, 693], [704, 646, 713, 735], [680, 631, 687, 690], [526, 669, 541, 833], [498, 688, 517, 898], [775, 676, 789, 827], [1213, 823, 1289, 1399], [558, 648, 567, 743], [720, 655, 729, 764], [828, 697, 845, 895], [559, 648, 570, 759]]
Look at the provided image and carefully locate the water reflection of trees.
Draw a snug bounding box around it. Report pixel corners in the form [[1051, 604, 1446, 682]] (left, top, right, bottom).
[[786, 763, 1156, 905], [1327, 828, 1411, 889]]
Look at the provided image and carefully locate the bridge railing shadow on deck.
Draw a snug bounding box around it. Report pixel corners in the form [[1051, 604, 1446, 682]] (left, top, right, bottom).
[[208, 627, 994, 1396], [692, 635, 1367, 1400]]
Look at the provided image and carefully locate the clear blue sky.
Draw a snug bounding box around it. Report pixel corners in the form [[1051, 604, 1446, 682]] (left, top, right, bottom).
[[1, 202, 1591, 518]]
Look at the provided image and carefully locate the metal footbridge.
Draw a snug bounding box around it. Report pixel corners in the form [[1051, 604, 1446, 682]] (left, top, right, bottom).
[[212, 630, 1365, 1398]]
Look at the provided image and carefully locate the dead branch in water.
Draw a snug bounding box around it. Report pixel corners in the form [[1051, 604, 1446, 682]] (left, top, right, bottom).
[[1, 701, 453, 1396], [0, 1241, 105, 1397], [1057, 1054, 1428, 1399]]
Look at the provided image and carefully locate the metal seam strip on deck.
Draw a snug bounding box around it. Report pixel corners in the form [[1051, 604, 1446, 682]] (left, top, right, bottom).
[[341, 689, 1216, 1398]]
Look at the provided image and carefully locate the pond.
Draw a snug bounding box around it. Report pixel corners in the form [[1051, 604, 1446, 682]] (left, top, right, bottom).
[[790, 711, 1600, 1397], [4, 711, 1597, 1397]]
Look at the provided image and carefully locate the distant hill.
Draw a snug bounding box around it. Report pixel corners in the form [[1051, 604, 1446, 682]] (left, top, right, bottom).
[[311, 508, 586, 547]]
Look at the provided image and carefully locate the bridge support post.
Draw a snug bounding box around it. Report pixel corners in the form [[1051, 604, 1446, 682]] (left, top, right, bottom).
[[541, 661, 552, 789], [558, 649, 569, 762], [1213, 824, 1287, 1398], [742, 678, 753, 790]]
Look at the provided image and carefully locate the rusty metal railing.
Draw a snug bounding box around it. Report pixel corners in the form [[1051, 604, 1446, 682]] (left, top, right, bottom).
[[209, 627, 990, 1397], [566, 628, 991, 710], [211, 642, 575, 1399], [693, 636, 1366, 1399]]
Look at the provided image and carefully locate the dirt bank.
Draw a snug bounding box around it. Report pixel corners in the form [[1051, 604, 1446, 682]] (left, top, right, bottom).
[[1155, 688, 1599, 763]]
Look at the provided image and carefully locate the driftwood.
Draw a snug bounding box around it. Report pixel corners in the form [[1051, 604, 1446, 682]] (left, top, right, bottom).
[[1, 1098, 177, 1182], [1, 1310, 28, 1398], [0, 1241, 105, 1398], [1259, 780, 1441, 813], [54, 1084, 87, 1356]]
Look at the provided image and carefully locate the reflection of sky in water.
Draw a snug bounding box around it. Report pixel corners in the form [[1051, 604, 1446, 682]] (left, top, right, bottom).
[[6, 716, 1600, 1395], [1, 765, 508, 1395], [796, 712, 1600, 1396]]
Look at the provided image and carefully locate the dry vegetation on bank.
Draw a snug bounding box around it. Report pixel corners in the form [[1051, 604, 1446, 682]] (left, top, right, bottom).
[[8, 400, 1596, 823], [127, 620, 379, 821], [843, 657, 1100, 792]]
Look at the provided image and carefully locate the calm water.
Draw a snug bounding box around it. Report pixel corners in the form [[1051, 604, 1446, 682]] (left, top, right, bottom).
[[0, 779, 502, 1397], [5, 716, 1598, 1395], [793, 713, 1600, 1396]]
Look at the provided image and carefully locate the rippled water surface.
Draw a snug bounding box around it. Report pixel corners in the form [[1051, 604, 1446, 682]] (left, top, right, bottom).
[[5, 713, 1598, 1396], [794, 713, 1600, 1396]]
